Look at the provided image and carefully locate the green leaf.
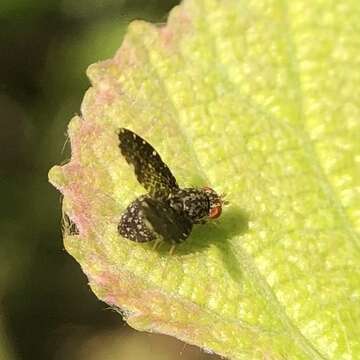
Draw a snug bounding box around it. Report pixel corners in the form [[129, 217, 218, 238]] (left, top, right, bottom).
[[48, 0, 360, 358]]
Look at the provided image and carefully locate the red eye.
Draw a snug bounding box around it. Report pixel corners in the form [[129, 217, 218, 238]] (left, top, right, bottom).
[[209, 205, 222, 219]]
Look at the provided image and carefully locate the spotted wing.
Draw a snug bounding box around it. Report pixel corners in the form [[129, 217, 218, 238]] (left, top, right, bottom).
[[142, 197, 193, 244], [118, 128, 179, 199], [118, 196, 192, 244]]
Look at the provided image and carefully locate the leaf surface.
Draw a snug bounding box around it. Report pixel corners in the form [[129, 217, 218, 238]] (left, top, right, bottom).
[[49, 0, 360, 358]]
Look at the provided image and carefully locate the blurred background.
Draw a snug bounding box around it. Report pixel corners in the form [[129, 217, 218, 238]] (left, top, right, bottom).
[[0, 1, 220, 359]]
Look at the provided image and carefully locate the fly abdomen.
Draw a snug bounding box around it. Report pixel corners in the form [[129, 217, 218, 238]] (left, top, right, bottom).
[[118, 196, 157, 243], [118, 195, 193, 244]]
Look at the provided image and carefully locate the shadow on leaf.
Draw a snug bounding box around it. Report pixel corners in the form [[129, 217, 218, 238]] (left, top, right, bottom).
[[157, 206, 249, 283]]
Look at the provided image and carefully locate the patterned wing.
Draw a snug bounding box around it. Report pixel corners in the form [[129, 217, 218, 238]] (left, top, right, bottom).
[[118, 128, 179, 199], [142, 197, 193, 244], [118, 195, 193, 244]]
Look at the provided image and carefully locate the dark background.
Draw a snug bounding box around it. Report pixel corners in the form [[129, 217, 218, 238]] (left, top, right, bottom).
[[0, 1, 220, 359]]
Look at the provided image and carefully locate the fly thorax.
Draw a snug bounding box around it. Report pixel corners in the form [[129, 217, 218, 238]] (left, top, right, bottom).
[[169, 188, 210, 223]]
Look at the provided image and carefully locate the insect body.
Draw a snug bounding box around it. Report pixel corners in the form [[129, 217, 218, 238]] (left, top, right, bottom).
[[118, 128, 224, 245], [118, 195, 193, 243]]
